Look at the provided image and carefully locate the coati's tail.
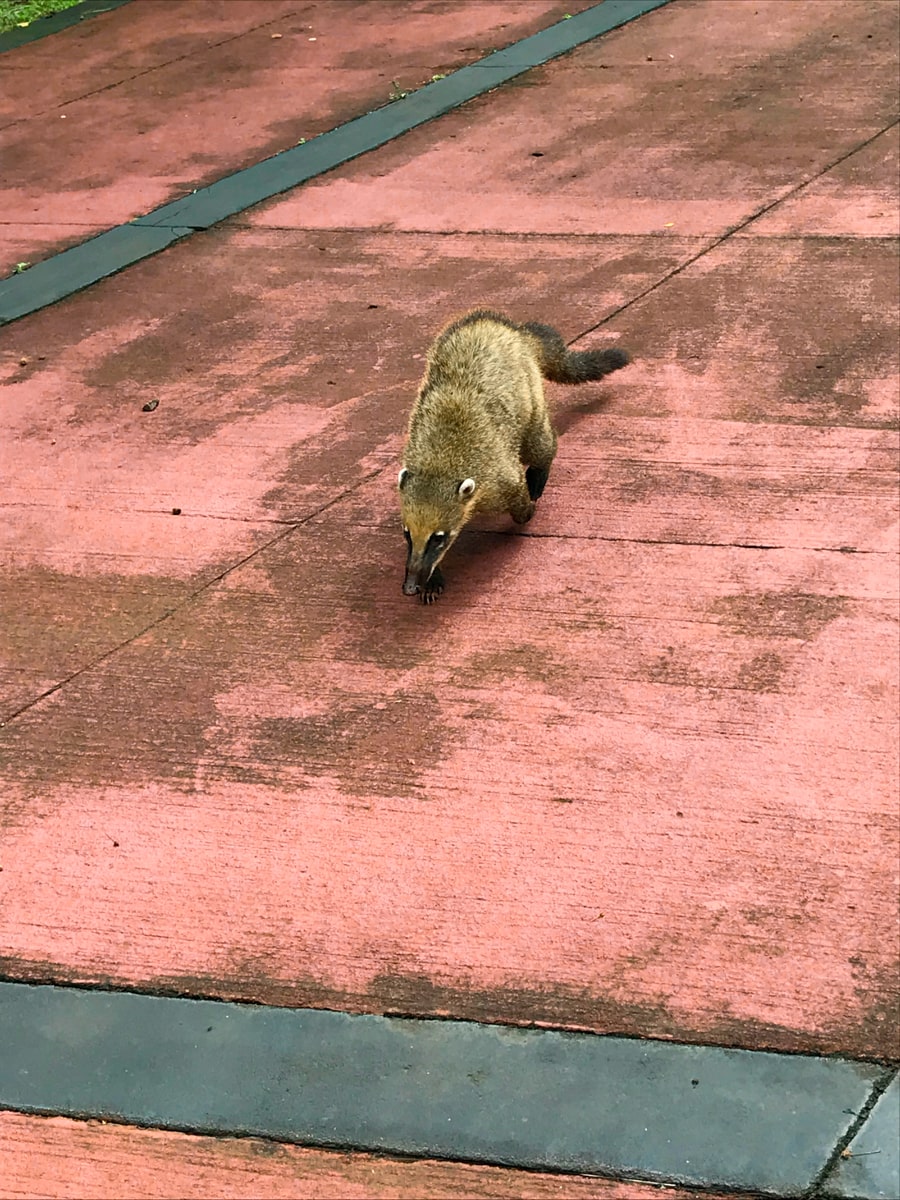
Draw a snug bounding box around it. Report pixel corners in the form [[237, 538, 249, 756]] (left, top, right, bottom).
[[522, 321, 630, 385]]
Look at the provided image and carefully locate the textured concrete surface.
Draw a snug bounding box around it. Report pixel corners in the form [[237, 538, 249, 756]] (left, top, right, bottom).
[[0, 0, 898, 1194], [2, 237, 896, 1060], [245, 0, 900, 236], [0, 230, 686, 713], [0, 0, 590, 274]]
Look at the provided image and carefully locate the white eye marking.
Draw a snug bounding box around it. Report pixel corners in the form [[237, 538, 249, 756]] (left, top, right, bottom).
[[435, 531, 446, 538], [398, 467, 409, 488], [458, 477, 476, 498]]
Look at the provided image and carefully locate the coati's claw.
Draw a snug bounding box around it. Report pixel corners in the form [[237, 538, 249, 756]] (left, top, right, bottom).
[[420, 568, 445, 603]]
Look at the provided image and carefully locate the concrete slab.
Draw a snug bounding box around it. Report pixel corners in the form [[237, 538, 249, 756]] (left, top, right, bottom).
[[0, 0, 592, 273], [1, 176, 897, 1062], [0, 1, 897, 1189], [0, 227, 692, 714], [0, 1112, 745, 1200], [0, 981, 886, 1192], [823, 1074, 900, 1200], [246, 0, 900, 236], [1, 471, 896, 1056]]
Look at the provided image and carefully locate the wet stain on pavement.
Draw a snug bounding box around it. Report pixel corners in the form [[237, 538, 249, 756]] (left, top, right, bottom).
[[736, 650, 786, 692], [612, 239, 899, 428], [711, 590, 848, 640], [458, 642, 570, 687], [254, 692, 452, 800], [616, 462, 727, 504]]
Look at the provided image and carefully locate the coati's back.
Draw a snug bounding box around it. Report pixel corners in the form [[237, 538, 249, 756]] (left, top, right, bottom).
[[405, 311, 544, 484], [398, 309, 630, 602]]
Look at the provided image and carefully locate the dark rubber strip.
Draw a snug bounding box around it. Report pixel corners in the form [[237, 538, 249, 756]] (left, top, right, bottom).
[[0, 0, 670, 325], [0, 980, 893, 1195], [0, 224, 194, 318], [0, 0, 131, 54]]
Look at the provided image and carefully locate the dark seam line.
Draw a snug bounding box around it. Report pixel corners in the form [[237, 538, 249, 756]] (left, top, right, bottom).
[[0, 0, 671, 326], [489, 530, 886, 555], [0, 979, 889, 1195], [0, 1108, 778, 1200], [9, 221, 900, 245], [809, 1066, 899, 1196], [0, 0, 131, 54], [1, 973, 895, 1068], [568, 115, 900, 344], [0, 504, 298, 525], [0, 1104, 773, 1200], [0, 466, 384, 728], [378, 1008, 897, 1065], [0, 1116, 782, 1200], [220, 223, 900, 243]]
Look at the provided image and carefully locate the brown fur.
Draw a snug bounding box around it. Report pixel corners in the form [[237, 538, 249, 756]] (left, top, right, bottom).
[[398, 309, 630, 602]]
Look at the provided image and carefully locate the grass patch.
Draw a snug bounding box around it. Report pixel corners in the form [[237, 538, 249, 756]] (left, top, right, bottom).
[[0, 0, 83, 34]]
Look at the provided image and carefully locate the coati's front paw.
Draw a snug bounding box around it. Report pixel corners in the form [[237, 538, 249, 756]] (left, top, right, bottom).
[[420, 568, 445, 604]]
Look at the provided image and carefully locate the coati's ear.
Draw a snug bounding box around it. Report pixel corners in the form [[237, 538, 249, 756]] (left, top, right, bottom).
[[398, 467, 409, 490], [458, 478, 476, 499]]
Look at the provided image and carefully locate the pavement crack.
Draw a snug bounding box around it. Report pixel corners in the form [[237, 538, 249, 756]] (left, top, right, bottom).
[[518, 531, 786, 550], [0, 466, 385, 729], [0, 7, 305, 133], [569, 116, 900, 342], [516, 532, 886, 554], [130, 508, 297, 525], [808, 1065, 899, 1197], [228, 224, 705, 241]]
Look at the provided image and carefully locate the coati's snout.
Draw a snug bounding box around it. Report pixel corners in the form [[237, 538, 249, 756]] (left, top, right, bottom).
[[402, 528, 448, 597], [398, 468, 475, 603]]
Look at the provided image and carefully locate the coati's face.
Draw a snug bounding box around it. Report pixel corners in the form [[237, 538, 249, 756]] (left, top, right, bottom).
[[398, 467, 477, 598]]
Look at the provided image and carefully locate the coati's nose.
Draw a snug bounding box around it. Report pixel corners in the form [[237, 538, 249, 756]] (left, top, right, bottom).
[[402, 570, 420, 596]]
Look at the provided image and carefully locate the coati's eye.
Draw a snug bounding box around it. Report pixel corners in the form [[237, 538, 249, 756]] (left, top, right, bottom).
[[403, 527, 412, 547], [398, 467, 409, 490], [427, 531, 447, 552], [458, 478, 476, 498]]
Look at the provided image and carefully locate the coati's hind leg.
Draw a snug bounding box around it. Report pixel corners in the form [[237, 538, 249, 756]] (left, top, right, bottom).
[[522, 414, 558, 502]]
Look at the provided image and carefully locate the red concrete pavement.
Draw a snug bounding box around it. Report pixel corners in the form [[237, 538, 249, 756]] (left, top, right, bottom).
[[0, 1112, 752, 1200], [246, 0, 899, 237], [0, 0, 898, 1192], [0, 0, 590, 275]]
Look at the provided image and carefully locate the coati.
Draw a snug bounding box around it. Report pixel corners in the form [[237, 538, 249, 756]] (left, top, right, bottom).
[[398, 309, 630, 603]]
